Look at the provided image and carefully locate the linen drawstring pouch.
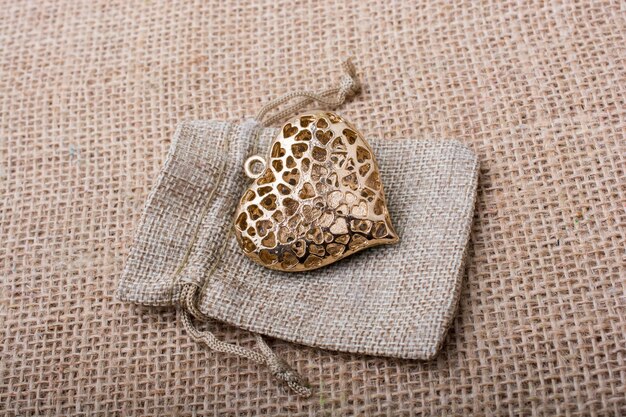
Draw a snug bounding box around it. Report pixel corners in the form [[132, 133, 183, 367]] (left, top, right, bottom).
[[118, 60, 479, 396]]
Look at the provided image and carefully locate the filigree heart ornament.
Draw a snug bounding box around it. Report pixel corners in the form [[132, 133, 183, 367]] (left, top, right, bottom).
[[234, 111, 399, 272]]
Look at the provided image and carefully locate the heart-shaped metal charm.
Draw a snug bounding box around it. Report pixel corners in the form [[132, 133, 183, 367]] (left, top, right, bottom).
[[234, 111, 399, 271]]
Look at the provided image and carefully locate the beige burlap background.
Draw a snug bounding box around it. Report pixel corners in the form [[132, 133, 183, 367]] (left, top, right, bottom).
[[1, 0, 625, 415]]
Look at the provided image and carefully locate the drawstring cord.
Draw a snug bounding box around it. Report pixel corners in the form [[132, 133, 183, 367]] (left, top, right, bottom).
[[179, 283, 312, 397], [179, 58, 361, 398], [255, 58, 361, 127]]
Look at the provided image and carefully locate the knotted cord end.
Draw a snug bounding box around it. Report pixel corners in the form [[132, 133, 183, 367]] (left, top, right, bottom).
[[255, 57, 362, 126], [267, 355, 312, 397], [340, 57, 361, 98], [178, 283, 312, 397]]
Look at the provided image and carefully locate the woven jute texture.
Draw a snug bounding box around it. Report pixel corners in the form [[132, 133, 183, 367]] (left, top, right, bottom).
[[117, 119, 478, 360], [1, 0, 625, 415]]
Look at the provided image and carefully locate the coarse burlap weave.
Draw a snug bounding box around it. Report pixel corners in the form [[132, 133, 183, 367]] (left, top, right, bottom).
[[1, 0, 625, 415], [117, 116, 478, 363]]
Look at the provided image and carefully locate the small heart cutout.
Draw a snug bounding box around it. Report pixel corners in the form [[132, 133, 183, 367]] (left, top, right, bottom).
[[283, 123, 298, 138], [235, 111, 399, 272]]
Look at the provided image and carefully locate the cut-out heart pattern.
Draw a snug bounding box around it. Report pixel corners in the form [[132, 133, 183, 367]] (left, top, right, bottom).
[[234, 111, 399, 272]]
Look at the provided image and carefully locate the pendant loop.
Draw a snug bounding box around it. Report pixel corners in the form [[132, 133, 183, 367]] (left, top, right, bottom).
[[244, 155, 267, 179]]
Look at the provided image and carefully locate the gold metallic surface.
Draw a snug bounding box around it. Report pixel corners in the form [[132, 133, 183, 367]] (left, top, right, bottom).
[[234, 111, 399, 272]]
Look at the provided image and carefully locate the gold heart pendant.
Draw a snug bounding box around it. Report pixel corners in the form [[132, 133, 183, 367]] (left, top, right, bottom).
[[234, 111, 399, 272]]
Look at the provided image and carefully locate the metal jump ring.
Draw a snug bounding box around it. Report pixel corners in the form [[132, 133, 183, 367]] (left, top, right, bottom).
[[244, 155, 267, 179]]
